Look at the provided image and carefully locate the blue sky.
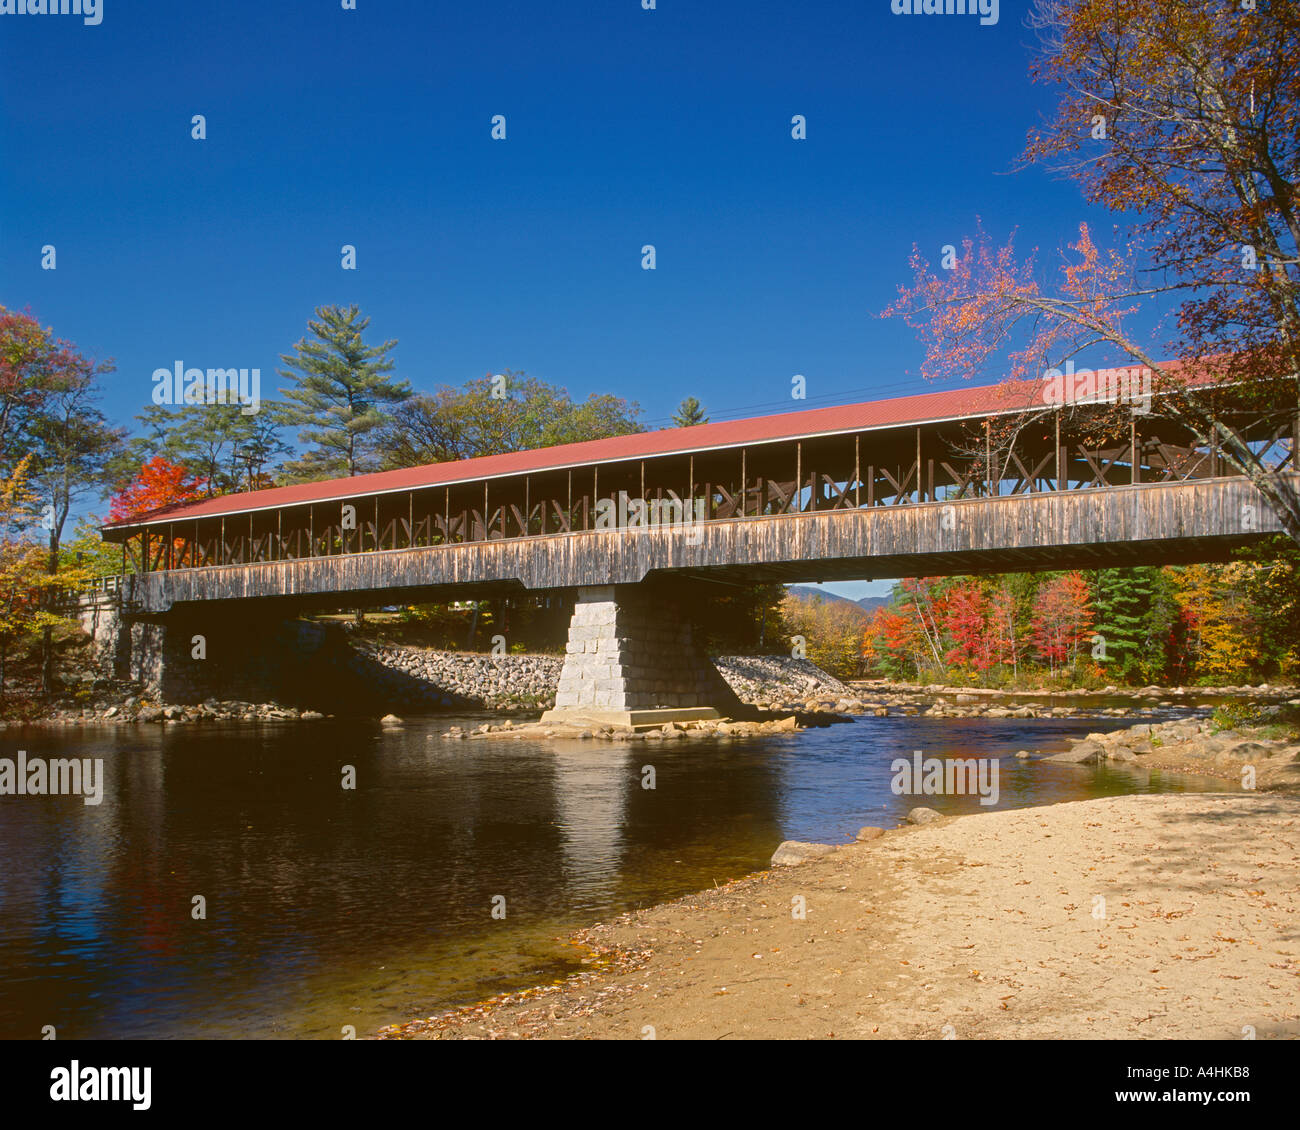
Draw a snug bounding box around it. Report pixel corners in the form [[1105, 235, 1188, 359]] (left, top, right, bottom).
[[1, 1, 1108, 599]]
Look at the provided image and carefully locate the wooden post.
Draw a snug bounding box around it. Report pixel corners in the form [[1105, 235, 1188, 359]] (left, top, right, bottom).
[[794, 442, 800, 513], [220, 517, 226, 565], [1055, 412, 1061, 490], [916, 428, 922, 503], [524, 477, 530, 537], [167, 523, 174, 570], [409, 492, 414, 548], [444, 488, 450, 544], [374, 496, 380, 551], [854, 435, 861, 508], [1131, 419, 1140, 485], [740, 448, 747, 517], [688, 455, 694, 518], [276, 510, 282, 561], [985, 421, 992, 497]]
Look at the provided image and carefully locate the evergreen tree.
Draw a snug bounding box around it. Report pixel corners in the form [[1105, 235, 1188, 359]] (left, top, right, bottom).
[[279, 305, 411, 479], [1089, 568, 1152, 681], [672, 396, 709, 427]]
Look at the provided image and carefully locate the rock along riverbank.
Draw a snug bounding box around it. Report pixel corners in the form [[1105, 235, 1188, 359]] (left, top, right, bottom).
[[19, 642, 1296, 728]]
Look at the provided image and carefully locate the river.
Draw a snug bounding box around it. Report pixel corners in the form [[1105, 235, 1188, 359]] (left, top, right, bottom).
[[0, 706, 1234, 1039]]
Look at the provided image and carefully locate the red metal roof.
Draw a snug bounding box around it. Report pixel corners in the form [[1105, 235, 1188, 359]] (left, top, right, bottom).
[[103, 366, 1182, 531]]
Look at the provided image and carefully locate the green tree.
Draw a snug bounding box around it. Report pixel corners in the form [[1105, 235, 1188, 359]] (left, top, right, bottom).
[[279, 305, 411, 479], [27, 359, 125, 694], [116, 401, 293, 496], [1089, 568, 1151, 682], [60, 518, 123, 579], [672, 396, 709, 427], [1089, 566, 1183, 684], [29, 361, 124, 572], [378, 371, 641, 467]]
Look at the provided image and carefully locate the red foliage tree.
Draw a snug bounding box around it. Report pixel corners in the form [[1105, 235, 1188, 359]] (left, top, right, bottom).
[[110, 456, 209, 523], [942, 580, 993, 674], [1030, 571, 1095, 676]]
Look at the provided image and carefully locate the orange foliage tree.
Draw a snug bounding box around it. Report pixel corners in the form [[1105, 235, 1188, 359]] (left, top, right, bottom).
[[883, 0, 1300, 544], [110, 456, 209, 523], [110, 457, 209, 569]]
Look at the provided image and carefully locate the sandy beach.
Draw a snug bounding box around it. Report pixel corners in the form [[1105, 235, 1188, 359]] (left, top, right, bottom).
[[379, 792, 1300, 1040]]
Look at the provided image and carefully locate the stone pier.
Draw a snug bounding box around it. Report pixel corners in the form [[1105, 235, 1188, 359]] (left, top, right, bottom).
[[76, 595, 331, 705], [539, 584, 742, 730]]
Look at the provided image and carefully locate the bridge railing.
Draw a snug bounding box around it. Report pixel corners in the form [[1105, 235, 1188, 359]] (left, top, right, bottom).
[[61, 574, 134, 609], [111, 411, 1296, 577]]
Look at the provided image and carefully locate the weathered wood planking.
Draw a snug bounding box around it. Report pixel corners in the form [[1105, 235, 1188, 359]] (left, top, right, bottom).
[[124, 476, 1288, 613]]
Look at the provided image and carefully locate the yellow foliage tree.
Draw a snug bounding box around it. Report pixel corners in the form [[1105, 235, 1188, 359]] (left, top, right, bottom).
[[1174, 563, 1264, 682], [0, 456, 73, 699]]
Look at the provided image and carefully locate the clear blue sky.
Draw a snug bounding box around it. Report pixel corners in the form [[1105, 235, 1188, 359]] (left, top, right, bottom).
[[1, 1, 1109, 598]]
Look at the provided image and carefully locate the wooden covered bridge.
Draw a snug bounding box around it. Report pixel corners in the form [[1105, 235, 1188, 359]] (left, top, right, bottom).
[[97, 371, 1293, 726]]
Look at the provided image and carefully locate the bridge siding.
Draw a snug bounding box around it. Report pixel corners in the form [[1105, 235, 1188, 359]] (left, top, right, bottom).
[[118, 477, 1283, 614]]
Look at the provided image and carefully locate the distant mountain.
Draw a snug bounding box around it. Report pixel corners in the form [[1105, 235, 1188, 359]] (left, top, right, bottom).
[[785, 587, 894, 619], [786, 585, 856, 606], [786, 586, 893, 612], [855, 595, 890, 614]]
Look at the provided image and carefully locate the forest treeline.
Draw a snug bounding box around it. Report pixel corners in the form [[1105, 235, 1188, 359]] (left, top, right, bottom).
[[784, 545, 1300, 688]]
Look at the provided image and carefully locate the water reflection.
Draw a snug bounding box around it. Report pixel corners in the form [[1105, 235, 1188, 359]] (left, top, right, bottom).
[[0, 709, 1229, 1039]]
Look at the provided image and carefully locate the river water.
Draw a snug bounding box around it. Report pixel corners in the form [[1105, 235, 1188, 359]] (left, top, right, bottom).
[[0, 707, 1234, 1039]]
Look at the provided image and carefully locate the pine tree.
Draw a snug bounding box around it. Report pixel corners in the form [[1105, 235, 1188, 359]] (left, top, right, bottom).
[[672, 396, 709, 427], [279, 305, 411, 479], [1090, 568, 1155, 682]]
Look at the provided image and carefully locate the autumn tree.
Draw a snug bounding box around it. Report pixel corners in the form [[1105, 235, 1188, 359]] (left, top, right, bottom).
[[862, 604, 921, 681], [943, 580, 993, 676], [28, 358, 123, 692], [0, 309, 124, 692], [0, 456, 69, 702], [1030, 572, 1096, 677], [780, 591, 867, 679], [1234, 535, 1300, 679], [885, 0, 1300, 544], [110, 456, 210, 524], [0, 308, 63, 473]]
